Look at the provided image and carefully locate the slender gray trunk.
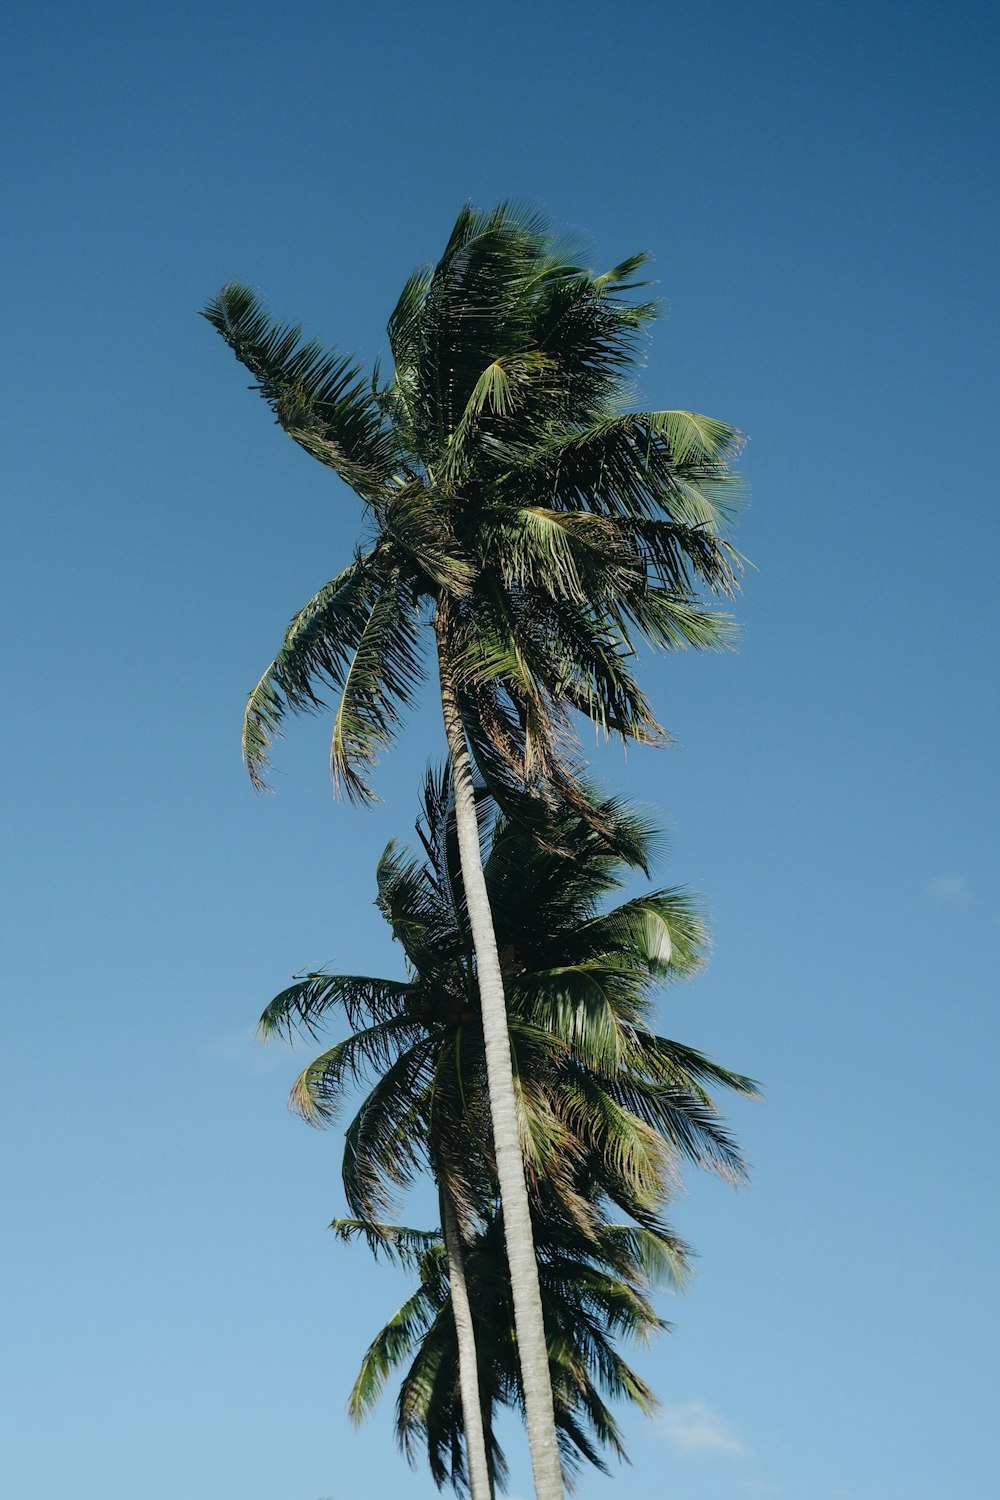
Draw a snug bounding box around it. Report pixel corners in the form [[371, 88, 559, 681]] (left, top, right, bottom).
[[441, 1192, 494, 1500], [435, 615, 565, 1500]]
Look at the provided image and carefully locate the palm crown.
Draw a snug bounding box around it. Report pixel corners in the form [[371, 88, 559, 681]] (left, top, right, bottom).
[[260, 769, 756, 1235], [202, 203, 743, 814], [261, 773, 756, 1492], [334, 1208, 684, 1494]]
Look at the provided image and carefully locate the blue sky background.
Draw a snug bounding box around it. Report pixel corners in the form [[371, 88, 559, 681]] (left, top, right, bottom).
[[2, 3, 998, 1497]]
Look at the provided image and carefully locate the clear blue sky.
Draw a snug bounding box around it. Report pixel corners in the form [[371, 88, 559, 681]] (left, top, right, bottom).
[[3, 3, 997, 1497]]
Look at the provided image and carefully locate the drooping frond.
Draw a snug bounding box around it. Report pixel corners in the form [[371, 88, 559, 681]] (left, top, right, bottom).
[[510, 965, 630, 1073], [596, 1223, 693, 1293], [340, 1039, 439, 1218], [242, 547, 391, 789], [381, 486, 476, 596], [348, 1192, 683, 1493], [289, 1017, 429, 1126], [327, 566, 425, 803], [348, 1280, 443, 1424], [483, 506, 644, 605]]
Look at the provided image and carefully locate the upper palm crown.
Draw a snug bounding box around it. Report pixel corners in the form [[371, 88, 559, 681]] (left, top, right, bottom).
[[202, 203, 744, 811]]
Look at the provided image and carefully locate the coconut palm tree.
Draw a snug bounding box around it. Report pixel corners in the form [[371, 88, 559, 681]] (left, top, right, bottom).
[[260, 772, 757, 1493], [333, 1207, 688, 1495], [206, 203, 744, 1500]]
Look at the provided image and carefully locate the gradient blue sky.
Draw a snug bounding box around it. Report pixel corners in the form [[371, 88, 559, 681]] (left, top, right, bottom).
[[3, 3, 998, 1498]]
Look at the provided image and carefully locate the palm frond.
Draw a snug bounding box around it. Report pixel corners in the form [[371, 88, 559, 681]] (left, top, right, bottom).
[[331, 1217, 442, 1269], [571, 888, 710, 979], [258, 973, 413, 1040], [202, 282, 399, 501], [328, 567, 425, 802], [510, 966, 628, 1072], [340, 1038, 439, 1217], [376, 838, 467, 982], [597, 1223, 693, 1293], [484, 506, 644, 605], [289, 1018, 429, 1126], [517, 409, 744, 531], [348, 1281, 442, 1424], [242, 547, 390, 789]]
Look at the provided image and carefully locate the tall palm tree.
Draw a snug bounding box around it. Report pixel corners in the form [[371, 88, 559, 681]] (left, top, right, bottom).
[[333, 1207, 688, 1495], [260, 772, 757, 1493], [207, 203, 744, 1499]]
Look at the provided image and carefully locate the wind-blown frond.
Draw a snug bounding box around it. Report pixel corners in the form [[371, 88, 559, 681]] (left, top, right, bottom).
[[340, 1039, 439, 1218], [348, 1280, 443, 1423], [517, 409, 744, 529], [201, 282, 399, 501]]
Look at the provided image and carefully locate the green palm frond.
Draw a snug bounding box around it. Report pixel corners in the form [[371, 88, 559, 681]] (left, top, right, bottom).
[[510, 966, 629, 1072], [597, 1223, 692, 1293], [518, 409, 744, 529], [331, 1217, 442, 1269], [531, 263, 658, 417], [376, 839, 467, 981], [484, 506, 644, 604], [381, 486, 475, 595], [442, 351, 560, 483], [201, 282, 399, 501], [289, 1018, 429, 1125], [258, 973, 414, 1040], [591, 251, 654, 292], [614, 585, 739, 653], [570, 887, 710, 979], [328, 567, 425, 803], [511, 589, 665, 745], [633, 1032, 761, 1099], [398, 205, 552, 459], [607, 1067, 750, 1185], [556, 1066, 672, 1213], [348, 1281, 442, 1424], [242, 548, 391, 789], [340, 1039, 439, 1218]]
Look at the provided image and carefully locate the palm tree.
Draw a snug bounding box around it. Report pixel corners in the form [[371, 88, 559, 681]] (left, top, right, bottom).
[[333, 1208, 688, 1495], [260, 772, 757, 1492], [206, 203, 744, 1500]]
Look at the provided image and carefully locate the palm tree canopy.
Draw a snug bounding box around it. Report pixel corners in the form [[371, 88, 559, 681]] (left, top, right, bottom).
[[203, 204, 745, 812], [333, 1208, 685, 1494], [260, 770, 758, 1232]]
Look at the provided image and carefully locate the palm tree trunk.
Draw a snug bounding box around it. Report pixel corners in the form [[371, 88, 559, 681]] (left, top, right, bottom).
[[440, 1191, 494, 1500], [435, 612, 564, 1500]]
